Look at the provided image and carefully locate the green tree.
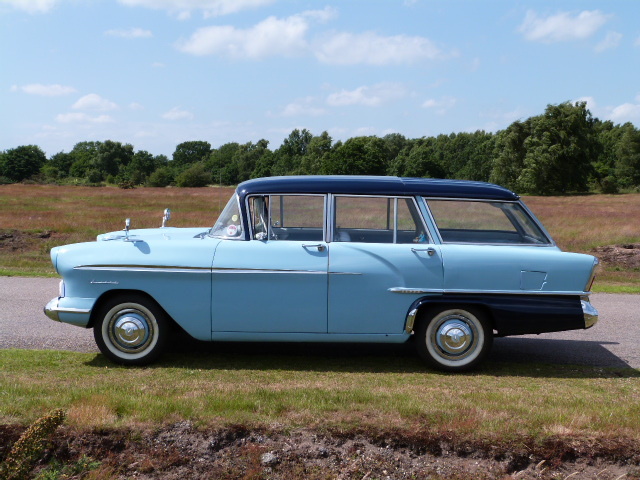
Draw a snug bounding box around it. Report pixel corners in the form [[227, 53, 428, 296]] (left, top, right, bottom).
[[300, 131, 333, 175], [235, 139, 270, 182], [172, 141, 212, 168], [322, 136, 388, 175], [0, 145, 47, 182], [121, 150, 164, 185], [206, 143, 240, 184], [42, 151, 74, 180], [272, 129, 312, 176], [68, 141, 102, 178], [492, 102, 597, 194], [98, 141, 134, 179], [147, 166, 174, 187], [175, 162, 211, 187], [382, 133, 408, 167], [490, 120, 531, 190], [388, 138, 446, 178], [519, 102, 597, 194], [614, 122, 640, 188]]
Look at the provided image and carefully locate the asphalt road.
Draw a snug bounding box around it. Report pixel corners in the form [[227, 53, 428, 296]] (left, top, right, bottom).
[[1, 276, 638, 369]]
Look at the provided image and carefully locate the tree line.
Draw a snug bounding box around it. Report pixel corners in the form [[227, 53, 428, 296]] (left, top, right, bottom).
[[1, 101, 639, 195]]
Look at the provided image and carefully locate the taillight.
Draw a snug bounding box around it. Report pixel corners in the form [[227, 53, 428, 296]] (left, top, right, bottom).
[[586, 259, 599, 292]]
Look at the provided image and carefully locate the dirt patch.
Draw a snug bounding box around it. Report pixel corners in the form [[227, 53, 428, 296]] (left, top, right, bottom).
[[593, 243, 640, 270], [2, 423, 639, 479], [0, 229, 52, 252]]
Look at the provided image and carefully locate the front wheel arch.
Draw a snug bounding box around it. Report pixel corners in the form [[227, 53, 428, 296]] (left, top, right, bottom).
[[88, 289, 171, 329], [92, 292, 171, 366]]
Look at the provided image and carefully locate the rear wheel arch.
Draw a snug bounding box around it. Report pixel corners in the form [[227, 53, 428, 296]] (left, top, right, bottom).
[[409, 298, 496, 333]]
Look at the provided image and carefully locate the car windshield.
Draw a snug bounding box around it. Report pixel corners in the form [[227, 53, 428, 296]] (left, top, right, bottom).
[[425, 199, 551, 245], [209, 194, 243, 239]]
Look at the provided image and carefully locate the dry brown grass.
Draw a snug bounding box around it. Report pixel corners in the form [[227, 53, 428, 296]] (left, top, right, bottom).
[[523, 194, 640, 252]]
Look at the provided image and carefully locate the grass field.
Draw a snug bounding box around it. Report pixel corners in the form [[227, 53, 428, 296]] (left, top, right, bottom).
[[2, 349, 639, 439], [0, 184, 639, 291]]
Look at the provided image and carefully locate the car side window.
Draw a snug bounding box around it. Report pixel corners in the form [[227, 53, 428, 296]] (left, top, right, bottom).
[[249, 195, 325, 241], [333, 196, 427, 244], [425, 199, 550, 244]]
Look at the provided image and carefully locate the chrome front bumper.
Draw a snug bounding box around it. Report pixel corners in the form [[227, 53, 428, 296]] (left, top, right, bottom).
[[44, 296, 92, 327], [44, 297, 62, 322]]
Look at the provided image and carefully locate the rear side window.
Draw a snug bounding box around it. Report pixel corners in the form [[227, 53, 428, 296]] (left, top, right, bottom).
[[425, 199, 550, 245], [334, 196, 428, 244]]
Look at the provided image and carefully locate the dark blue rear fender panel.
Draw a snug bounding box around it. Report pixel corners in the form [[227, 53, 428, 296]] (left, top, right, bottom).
[[410, 294, 584, 336]]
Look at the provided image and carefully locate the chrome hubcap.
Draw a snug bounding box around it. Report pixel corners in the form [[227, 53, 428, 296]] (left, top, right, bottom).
[[108, 308, 153, 353], [431, 314, 479, 360]]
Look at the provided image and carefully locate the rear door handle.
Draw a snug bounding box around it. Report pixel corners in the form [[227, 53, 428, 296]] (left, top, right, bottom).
[[411, 247, 436, 256], [303, 244, 326, 252]]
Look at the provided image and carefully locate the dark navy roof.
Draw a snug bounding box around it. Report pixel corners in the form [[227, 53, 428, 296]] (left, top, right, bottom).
[[237, 176, 519, 201]]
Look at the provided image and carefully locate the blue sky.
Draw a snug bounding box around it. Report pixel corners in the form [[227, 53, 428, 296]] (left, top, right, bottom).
[[1, 0, 639, 158]]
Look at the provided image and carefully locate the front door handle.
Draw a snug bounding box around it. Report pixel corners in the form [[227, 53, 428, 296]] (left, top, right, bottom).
[[303, 244, 326, 252], [411, 247, 436, 256]]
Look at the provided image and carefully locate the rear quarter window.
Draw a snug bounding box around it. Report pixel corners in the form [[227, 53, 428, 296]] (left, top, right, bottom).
[[425, 199, 550, 245]]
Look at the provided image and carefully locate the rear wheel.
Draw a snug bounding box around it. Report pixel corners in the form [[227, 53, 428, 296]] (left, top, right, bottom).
[[93, 294, 168, 366], [415, 306, 492, 372]]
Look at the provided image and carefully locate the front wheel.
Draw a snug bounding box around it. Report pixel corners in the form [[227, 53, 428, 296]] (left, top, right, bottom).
[[93, 294, 168, 366], [415, 306, 493, 372]]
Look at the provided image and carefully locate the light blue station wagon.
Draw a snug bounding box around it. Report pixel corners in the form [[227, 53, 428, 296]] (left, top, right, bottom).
[[45, 176, 599, 371]]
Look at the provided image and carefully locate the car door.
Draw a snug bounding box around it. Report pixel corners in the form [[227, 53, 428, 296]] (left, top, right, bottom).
[[328, 195, 444, 334], [211, 194, 328, 333]]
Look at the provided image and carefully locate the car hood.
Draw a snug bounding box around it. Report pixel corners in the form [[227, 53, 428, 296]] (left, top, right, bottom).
[[96, 227, 210, 242]]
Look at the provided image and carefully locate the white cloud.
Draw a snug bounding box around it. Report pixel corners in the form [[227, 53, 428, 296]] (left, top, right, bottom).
[[574, 96, 597, 111], [105, 28, 153, 39], [117, 0, 275, 18], [315, 32, 442, 65], [1, 0, 59, 13], [608, 102, 640, 123], [55, 113, 114, 123], [518, 10, 611, 43], [129, 102, 144, 110], [72, 94, 118, 111], [327, 83, 406, 107], [11, 83, 76, 96], [279, 97, 326, 117], [595, 31, 622, 52], [177, 14, 310, 58], [162, 107, 194, 120], [635, 36, 640, 47], [422, 96, 458, 114]]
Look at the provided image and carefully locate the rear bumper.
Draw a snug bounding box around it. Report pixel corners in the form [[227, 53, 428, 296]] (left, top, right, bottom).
[[581, 298, 598, 329]]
